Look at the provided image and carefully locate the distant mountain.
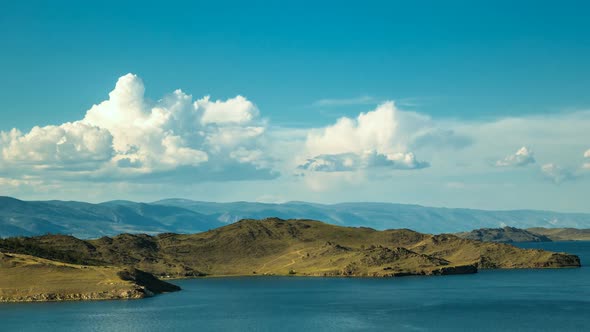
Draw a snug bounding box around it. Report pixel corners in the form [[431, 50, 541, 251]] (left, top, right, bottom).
[[154, 199, 590, 234], [0, 197, 224, 238], [2, 196, 590, 238], [455, 227, 552, 243]]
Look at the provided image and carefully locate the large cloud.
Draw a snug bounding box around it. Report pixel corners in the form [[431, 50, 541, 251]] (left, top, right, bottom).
[[584, 149, 590, 169], [299, 102, 429, 172], [1, 123, 114, 170], [495, 146, 535, 167], [0, 74, 274, 181], [2, 74, 590, 206]]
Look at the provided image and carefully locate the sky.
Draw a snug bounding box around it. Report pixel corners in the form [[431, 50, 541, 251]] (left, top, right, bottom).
[[0, 0, 589, 212]]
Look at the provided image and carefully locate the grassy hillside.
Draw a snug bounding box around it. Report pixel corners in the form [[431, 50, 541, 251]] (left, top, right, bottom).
[[527, 228, 590, 241], [0, 252, 180, 302], [456, 227, 552, 243], [1, 218, 580, 279]]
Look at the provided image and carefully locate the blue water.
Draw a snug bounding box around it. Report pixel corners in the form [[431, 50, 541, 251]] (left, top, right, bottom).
[[1, 242, 589, 332]]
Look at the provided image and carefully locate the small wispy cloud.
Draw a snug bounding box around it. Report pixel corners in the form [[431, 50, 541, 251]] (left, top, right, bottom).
[[541, 163, 576, 184], [312, 96, 377, 107]]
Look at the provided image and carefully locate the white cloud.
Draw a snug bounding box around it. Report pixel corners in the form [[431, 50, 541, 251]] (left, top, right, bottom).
[[495, 146, 535, 167], [198, 95, 259, 125], [298, 151, 428, 172], [1, 73, 590, 211], [0, 73, 273, 181], [1, 122, 113, 169], [300, 101, 429, 172], [541, 163, 576, 184]]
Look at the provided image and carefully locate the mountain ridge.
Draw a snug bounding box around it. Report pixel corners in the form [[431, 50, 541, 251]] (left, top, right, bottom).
[[0, 218, 582, 303], [3, 196, 590, 238]]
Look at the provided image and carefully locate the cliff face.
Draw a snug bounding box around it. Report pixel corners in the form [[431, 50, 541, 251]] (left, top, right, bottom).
[[0, 253, 180, 303]]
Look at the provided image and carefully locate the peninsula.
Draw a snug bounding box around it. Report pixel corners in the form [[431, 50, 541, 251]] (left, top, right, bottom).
[[0, 218, 581, 302]]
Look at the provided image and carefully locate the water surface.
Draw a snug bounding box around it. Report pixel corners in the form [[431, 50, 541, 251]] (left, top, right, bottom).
[[1, 242, 589, 331]]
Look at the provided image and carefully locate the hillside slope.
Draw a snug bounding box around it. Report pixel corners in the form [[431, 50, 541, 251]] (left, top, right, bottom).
[[456, 227, 552, 243], [527, 228, 590, 241], [0, 252, 180, 302], [1, 219, 580, 279]]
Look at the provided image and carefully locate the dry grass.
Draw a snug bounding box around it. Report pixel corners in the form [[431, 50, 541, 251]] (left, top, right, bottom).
[[0, 252, 136, 301], [1, 218, 581, 282]]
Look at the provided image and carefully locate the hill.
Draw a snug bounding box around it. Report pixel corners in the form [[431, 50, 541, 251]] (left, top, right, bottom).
[[527, 228, 590, 241], [456, 227, 590, 243], [0, 252, 180, 302], [0, 218, 580, 282], [3, 196, 590, 238], [455, 227, 552, 243]]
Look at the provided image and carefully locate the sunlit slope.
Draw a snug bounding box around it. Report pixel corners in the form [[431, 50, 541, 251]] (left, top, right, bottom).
[[0, 252, 180, 302], [1, 219, 580, 278]]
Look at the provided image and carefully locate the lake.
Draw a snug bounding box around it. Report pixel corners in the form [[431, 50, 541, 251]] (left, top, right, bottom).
[[1, 241, 589, 331]]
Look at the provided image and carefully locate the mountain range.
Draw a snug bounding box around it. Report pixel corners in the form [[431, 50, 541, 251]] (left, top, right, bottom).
[[2, 196, 590, 238]]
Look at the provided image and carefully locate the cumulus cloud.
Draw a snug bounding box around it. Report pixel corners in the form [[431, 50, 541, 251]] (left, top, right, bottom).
[[300, 101, 429, 172], [2, 73, 590, 206], [1, 123, 114, 170], [298, 151, 428, 172], [198, 95, 259, 125], [541, 163, 576, 184], [0, 73, 274, 181], [495, 146, 536, 167]]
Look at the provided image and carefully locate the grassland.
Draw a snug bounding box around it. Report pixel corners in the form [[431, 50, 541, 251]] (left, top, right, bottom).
[[0, 252, 179, 302], [1, 218, 581, 280], [527, 227, 590, 241], [0, 218, 581, 302]]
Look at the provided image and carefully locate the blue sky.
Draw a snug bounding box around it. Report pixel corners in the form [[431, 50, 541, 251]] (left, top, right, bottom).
[[0, 1, 589, 211]]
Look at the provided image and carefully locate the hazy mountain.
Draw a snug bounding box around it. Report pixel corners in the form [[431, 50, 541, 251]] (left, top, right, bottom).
[[154, 199, 590, 234], [0, 197, 223, 238], [2, 196, 590, 238]]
